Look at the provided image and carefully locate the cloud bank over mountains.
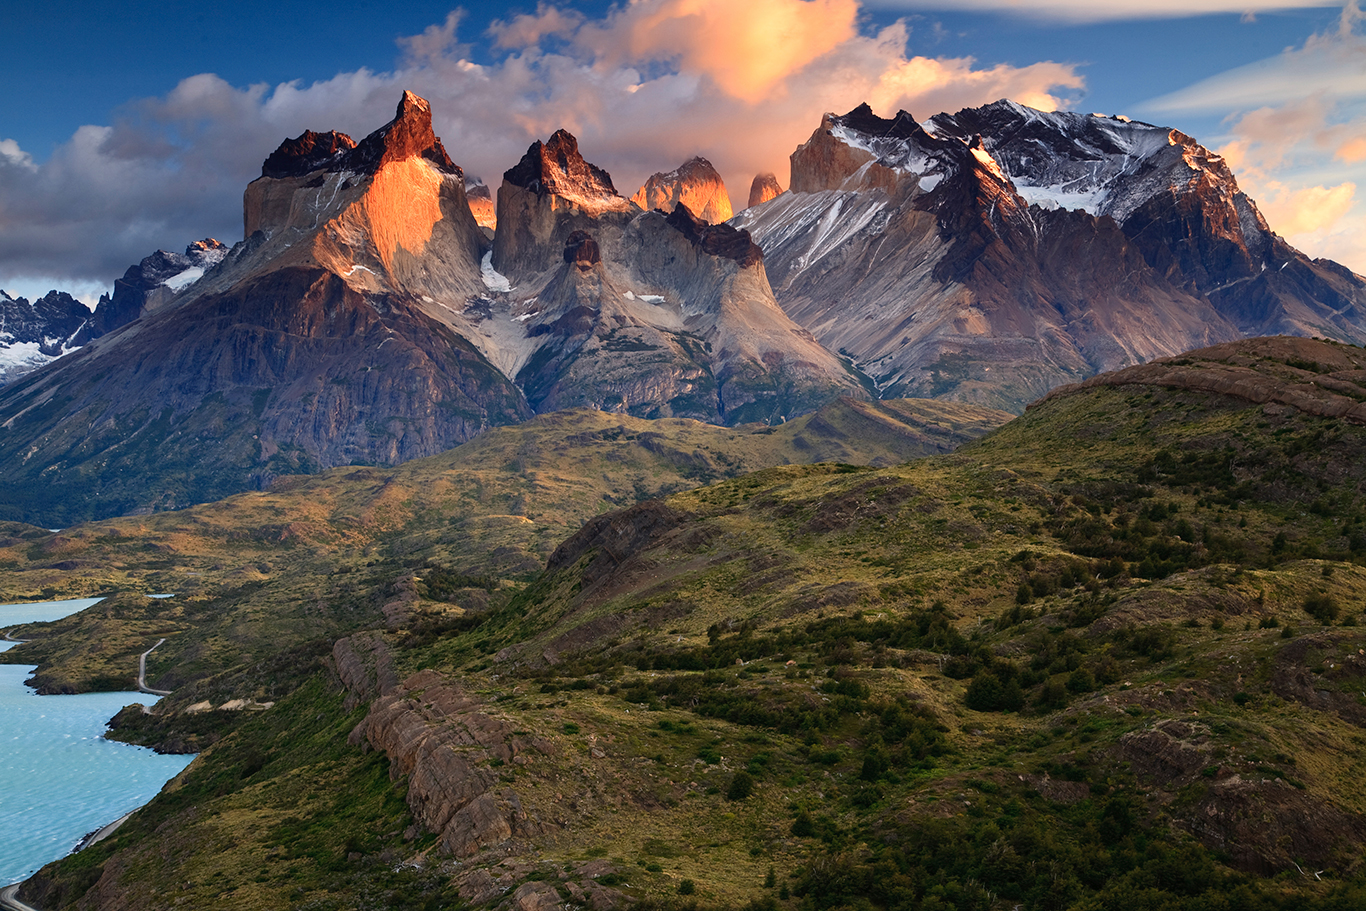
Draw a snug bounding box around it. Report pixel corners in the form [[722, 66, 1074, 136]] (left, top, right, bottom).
[[2, 0, 1365, 297], [0, 0, 1082, 296]]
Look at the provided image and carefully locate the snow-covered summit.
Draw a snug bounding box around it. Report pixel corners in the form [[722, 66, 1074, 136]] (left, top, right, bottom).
[[0, 287, 94, 384], [926, 100, 1239, 226]]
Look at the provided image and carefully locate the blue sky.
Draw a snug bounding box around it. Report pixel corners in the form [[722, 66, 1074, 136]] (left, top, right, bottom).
[[2, 1, 1362, 301]]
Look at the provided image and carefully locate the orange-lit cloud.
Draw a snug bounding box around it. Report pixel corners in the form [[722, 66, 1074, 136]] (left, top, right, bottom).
[[1248, 179, 1357, 234], [570, 0, 861, 102]]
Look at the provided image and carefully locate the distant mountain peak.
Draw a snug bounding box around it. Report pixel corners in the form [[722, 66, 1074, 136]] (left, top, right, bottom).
[[631, 156, 733, 224], [747, 173, 783, 208], [503, 129, 631, 213]]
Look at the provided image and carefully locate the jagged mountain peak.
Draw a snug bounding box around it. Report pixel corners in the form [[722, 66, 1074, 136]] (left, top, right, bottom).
[[348, 90, 460, 176], [737, 98, 1366, 412], [504, 129, 632, 213], [233, 90, 486, 304], [791, 102, 952, 195], [256, 90, 459, 183], [260, 130, 357, 179], [747, 173, 783, 208], [631, 156, 734, 224], [835, 103, 923, 141]]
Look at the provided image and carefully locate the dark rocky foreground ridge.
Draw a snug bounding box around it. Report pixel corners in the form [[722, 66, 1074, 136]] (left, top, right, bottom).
[[8, 336, 1366, 910]]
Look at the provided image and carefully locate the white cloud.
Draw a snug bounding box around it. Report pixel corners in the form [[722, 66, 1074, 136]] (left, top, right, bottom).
[[0, 2, 1085, 292], [0, 139, 36, 172], [864, 0, 1339, 23]]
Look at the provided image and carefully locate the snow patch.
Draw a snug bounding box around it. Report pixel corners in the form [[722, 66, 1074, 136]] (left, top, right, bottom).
[[163, 267, 204, 291], [0, 340, 59, 374], [1014, 183, 1107, 216], [481, 252, 513, 292]]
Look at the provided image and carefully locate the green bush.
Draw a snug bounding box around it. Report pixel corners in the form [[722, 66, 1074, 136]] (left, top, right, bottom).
[[727, 771, 755, 800]]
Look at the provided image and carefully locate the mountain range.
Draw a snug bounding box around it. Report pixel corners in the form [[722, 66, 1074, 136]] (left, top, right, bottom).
[[3, 92, 1366, 525]]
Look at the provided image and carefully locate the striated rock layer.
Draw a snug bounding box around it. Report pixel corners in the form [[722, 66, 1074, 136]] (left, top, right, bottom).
[[735, 101, 1366, 413], [349, 668, 555, 858]]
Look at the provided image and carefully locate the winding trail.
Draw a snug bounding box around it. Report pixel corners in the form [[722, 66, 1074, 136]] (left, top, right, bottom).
[[137, 639, 171, 697], [0, 883, 41, 911], [0, 630, 27, 643]]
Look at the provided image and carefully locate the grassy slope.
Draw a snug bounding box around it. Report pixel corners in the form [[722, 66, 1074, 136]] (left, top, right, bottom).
[[23, 341, 1366, 910], [0, 399, 1006, 699]]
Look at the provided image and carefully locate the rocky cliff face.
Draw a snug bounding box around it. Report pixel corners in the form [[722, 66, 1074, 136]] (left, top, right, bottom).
[[481, 131, 864, 424], [227, 91, 489, 308], [630, 156, 734, 224], [734, 101, 1366, 412], [350, 667, 555, 859]]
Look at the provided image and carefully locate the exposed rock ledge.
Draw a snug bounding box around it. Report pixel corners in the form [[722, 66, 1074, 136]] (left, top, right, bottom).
[[348, 668, 557, 858]]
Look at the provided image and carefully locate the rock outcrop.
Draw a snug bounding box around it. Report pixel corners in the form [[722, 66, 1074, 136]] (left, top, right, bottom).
[[349, 669, 554, 858], [631, 156, 734, 224], [747, 172, 783, 208]]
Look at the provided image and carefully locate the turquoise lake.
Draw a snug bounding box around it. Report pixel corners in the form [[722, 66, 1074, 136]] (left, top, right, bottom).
[[1, 599, 195, 887]]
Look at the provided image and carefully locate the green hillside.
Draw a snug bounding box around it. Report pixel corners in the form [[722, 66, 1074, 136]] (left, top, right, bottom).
[[14, 340, 1366, 911]]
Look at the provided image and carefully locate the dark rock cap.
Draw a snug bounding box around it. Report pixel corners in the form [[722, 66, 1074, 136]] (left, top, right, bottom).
[[563, 231, 601, 270], [833, 103, 923, 142], [261, 130, 357, 179], [347, 90, 460, 176], [664, 204, 762, 267], [504, 129, 620, 199], [259, 91, 460, 180]]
